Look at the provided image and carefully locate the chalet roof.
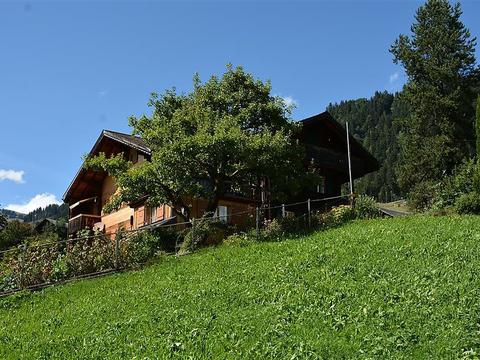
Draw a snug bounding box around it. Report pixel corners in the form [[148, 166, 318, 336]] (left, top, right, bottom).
[[63, 130, 150, 202], [102, 130, 151, 155], [64, 113, 378, 202], [298, 111, 379, 174]]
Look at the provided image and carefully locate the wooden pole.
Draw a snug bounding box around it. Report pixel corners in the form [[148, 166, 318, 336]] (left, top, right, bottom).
[[115, 232, 120, 269], [346, 122, 354, 205], [256, 207, 260, 239], [307, 198, 311, 228]]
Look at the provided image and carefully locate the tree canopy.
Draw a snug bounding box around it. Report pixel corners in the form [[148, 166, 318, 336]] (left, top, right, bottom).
[[85, 65, 306, 220], [390, 0, 479, 204]]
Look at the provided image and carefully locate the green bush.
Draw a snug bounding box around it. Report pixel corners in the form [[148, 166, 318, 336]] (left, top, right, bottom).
[[261, 218, 285, 241], [121, 230, 162, 266], [407, 180, 436, 211], [355, 195, 380, 219], [180, 217, 232, 254], [0, 221, 33, 251], [455, 192, 480, 214], [313, 205, 354, 230]]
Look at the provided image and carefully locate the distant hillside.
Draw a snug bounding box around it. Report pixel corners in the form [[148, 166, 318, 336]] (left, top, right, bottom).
[[0, 208, 25, 221], [327, 91, 409, 202], [23, 203, 69, 223], [0, 203, 68, 223]]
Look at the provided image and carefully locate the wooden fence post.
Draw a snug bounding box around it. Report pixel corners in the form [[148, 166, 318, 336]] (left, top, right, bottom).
[[307, 198, 311, 229], [19, 243, 27, 289], [115, 232, 120, 270], [255, 207, 260, 239], [192, 218, 196, 250]]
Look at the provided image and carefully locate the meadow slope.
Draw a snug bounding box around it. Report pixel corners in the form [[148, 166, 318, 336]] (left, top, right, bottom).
[[1, 216, 480, 359]]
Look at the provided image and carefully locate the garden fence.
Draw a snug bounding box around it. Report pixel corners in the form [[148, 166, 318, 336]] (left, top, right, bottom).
[[0, 194, 351, 297]]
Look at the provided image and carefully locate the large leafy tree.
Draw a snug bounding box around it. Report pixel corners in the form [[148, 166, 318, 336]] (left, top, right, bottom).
[[0, 220, 33, 251], [85, 65, 306, 221], [390, 0, 478, 205]]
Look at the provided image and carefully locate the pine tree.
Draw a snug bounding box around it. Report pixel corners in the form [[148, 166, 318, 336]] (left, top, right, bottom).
[[476, 95, 480, 159], [390, 0, 478, 206], [0, 213, 7, 231]]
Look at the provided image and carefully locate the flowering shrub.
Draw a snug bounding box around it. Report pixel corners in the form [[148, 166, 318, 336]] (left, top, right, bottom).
[[312, 205, 355, 230], [355, 195, 380, 219]]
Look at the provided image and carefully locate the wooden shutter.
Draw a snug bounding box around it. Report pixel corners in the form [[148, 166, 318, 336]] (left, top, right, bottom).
[[136, 206, 145, 228]]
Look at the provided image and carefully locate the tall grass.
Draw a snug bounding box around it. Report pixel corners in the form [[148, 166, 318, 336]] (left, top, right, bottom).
[[1, 216, 480, 359]]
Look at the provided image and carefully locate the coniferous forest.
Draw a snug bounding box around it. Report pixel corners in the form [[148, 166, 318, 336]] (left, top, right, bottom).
[[327, 91, 408, 202]]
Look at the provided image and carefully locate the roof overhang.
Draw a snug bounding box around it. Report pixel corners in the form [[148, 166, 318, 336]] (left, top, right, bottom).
[[63, 130, 151, 203], [298, 111, 379, 178]]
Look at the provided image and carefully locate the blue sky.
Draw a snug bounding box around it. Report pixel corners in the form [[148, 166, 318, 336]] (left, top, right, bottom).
[[1, 1, 479, 213]]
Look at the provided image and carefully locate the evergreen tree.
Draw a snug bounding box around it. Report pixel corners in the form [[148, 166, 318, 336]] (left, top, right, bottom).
[[0, 213, 7, 231], [23, 203, 69, 223], [477, 95, 480, 158], [390, 0, 478, 206], [328, 91, 406, 202]]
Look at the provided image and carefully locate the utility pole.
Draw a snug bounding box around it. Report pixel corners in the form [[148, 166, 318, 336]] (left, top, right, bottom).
[[346, 122, 354, 204]]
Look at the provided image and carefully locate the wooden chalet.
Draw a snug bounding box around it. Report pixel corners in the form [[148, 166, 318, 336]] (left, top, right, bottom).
[[63, 112, 378, 235]]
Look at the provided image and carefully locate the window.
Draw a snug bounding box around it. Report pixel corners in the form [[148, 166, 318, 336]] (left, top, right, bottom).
[[149, 206, 157, 224], [215, 205, 228, 223], [317, 176, 326, 194]]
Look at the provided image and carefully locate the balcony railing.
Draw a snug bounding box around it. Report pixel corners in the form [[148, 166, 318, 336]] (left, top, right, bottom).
[[68, 214, 101, 234]]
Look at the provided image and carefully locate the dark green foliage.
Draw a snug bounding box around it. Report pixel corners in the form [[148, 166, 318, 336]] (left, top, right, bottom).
[[0, 214, 7, 231], [328, 91, 407, 202], [0, 221, 33, 251], [430, 159, 480, 211], [476, 95, 480, 158], [455, 192, 480, 214], [121, 229, 172, 266], [390, 0, 478, 204], [2, 217, 480, 358], [180, 218, 233, 253], [354, 195, 380, 219]]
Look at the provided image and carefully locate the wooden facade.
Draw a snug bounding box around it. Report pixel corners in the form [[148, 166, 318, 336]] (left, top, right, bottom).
[[63, 112, 378, 235]]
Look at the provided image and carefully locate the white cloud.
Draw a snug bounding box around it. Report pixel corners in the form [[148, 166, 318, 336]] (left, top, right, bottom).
[[5, 193, 61, 214], [98, 90, 108, 97], [389, 72, 399, 83], [281, 95, 298, 108], [0, 169, 25, 184]]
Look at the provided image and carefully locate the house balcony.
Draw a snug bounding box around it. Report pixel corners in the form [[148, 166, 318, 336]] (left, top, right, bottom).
[[68, 214, 102, 235]]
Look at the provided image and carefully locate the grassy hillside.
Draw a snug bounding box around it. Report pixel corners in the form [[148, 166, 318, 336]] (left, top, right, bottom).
[[1, 216, 480, 359]]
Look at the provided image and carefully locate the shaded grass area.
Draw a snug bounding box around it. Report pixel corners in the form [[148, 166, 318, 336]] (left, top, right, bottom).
[[1, 216, 480, 359]]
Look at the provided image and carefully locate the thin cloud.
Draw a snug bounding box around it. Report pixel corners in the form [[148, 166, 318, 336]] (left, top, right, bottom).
[[281, 95, 298, 108], [389, 72, 399, 84], [5, 193, 61, 214], [0, 169, 25, 184], [98, 90, 108, 97]]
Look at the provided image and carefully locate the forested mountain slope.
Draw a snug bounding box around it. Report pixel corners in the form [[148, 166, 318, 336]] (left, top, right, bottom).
[[0, 203, 68, 223], [327, 91, 409, 202]]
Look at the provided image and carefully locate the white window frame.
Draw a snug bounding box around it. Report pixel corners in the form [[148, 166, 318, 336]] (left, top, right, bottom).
[[149, 206, 157, 224], [215, 205, 228, 223], [317, 176, 326, 194]]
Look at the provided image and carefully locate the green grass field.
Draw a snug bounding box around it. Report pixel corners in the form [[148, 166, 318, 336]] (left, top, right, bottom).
[[1, 216, 480, 359]]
